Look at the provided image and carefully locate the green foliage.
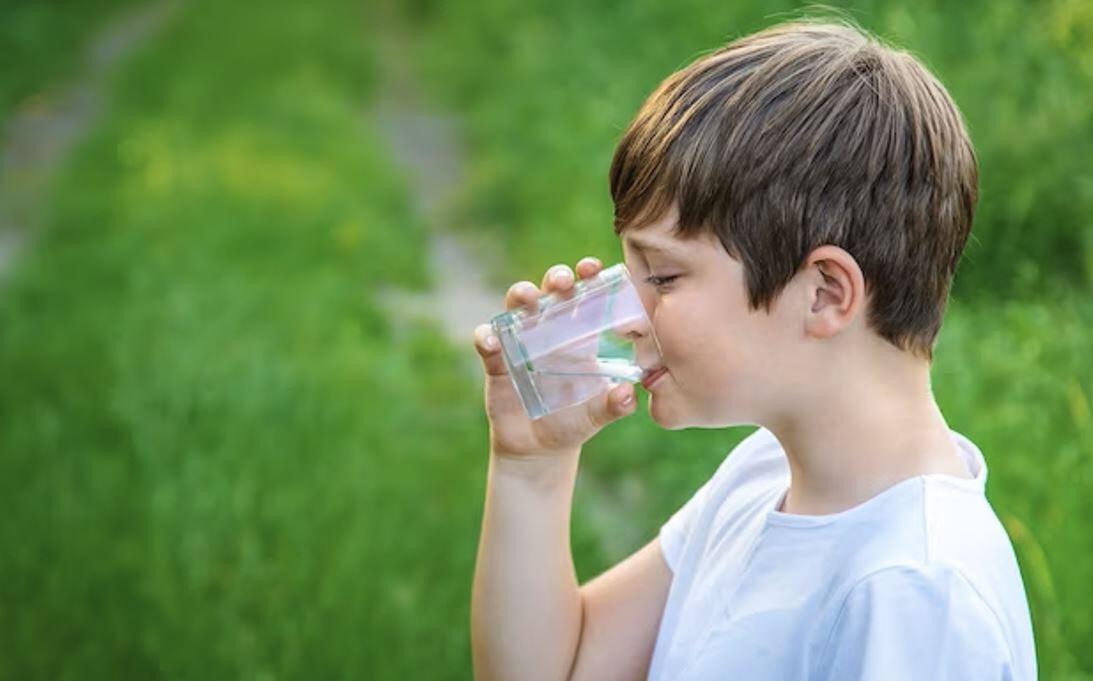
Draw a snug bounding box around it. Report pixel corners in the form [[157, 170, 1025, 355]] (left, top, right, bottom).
[[0, 0, 137, 125], [1, 0, 1090, 679], [0, 0, 482, 678]]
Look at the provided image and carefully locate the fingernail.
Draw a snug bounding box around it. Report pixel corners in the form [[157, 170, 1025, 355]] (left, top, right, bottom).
[[621, 393, 634, 407], [484, 334, 497, 349], [551, 269, 571, 283]]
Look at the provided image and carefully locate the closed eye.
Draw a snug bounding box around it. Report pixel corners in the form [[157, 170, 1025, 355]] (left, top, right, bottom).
[[644, 274, 679, 291]]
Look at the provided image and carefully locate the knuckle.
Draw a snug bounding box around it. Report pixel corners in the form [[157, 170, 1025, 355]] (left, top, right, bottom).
[[505, 281, 536, 307], [577, 257, 602, 277], [545, 264, 575, 290], [585, 404, 606, 431]]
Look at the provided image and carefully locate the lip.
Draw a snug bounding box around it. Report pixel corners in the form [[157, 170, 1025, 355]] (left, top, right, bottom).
[[640, 367, 668, 390]]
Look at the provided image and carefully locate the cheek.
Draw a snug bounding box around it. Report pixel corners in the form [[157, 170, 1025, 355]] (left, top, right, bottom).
[[693, 294, 779, 392], [655, 295, 739, 378]]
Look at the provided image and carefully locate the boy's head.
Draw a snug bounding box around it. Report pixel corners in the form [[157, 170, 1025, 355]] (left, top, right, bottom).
[[611, 19, 977, 429]]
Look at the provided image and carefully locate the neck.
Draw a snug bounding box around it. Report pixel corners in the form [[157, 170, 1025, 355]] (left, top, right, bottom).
[[766, 354, 971, 516]]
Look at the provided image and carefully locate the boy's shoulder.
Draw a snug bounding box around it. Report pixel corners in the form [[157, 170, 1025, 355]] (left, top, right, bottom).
[[676, 427, 1036, 677], [813, 559, 1027, 678], [715, 427, 1020, 601]]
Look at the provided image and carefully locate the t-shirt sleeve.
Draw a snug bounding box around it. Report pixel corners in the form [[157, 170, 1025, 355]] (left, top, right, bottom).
[[816, 564, 1017, 680], [657, 428, 777, 574], [658, 474, 717, 574]]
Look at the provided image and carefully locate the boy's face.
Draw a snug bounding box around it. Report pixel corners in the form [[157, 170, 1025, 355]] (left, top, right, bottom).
[[622, 202, 808, 429]]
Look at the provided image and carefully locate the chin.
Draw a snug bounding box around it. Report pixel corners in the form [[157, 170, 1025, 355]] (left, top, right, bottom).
[[647, 394, 691, 430], [649, 390, 750, 430]]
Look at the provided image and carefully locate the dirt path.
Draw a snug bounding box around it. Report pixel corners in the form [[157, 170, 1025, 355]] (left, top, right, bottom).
[[0, 0, 178, 286], [368, 4, 503, 380], [367, 4, 646, 562]]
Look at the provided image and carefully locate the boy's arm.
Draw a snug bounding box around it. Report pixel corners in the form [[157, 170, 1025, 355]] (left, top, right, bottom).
[[471, 449, 673, 681], [568, 535, 673, 681], [471, 449, 584, 681]]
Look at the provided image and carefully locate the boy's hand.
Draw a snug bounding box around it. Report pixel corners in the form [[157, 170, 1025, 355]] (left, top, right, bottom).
[[473, 257, 637, 460]]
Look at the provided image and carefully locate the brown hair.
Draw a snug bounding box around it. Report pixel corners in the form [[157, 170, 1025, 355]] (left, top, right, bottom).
[[609, 18, 977, 362]]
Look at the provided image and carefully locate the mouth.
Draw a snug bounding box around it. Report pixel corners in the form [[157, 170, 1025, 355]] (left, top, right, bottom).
[[640, 366, 668, 390]]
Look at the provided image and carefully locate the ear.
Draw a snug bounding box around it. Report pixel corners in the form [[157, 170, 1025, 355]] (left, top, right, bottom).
[[801, 245, 866, 340]]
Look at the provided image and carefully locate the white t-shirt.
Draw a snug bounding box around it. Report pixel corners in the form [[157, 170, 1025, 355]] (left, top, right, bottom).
[[649, 426, 1036, 680]]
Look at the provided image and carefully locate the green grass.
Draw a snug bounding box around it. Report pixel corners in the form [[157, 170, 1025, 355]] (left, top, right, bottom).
[[1, 0, 1091, 679], [0, 0, 507, 678], [0, 0, 138, 126]]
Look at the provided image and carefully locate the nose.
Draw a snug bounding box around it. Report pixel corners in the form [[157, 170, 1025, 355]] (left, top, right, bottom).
[[607, 274, 654, 338], [599, 264, 662, 368], [612, 315, 649, 340], [609, 312, 662, 371]]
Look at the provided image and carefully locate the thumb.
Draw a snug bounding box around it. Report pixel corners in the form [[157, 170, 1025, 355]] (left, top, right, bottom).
[[586, 382, 637, 431]]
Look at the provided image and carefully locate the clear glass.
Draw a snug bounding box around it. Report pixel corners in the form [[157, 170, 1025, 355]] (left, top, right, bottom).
[[489, 263, 661, 420]]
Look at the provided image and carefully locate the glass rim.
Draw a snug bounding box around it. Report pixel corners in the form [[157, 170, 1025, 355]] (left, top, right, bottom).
[[489, 262, 633, 331]]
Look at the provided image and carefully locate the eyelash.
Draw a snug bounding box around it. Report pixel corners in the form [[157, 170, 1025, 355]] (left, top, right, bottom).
[[644, 274, 679, 291]]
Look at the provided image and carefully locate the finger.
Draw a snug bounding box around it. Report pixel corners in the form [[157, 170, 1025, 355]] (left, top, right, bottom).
[[575, 256, 603, 280], [585, 381, 636, 431], [541, 263, 575, 293], [473, 323, 508, 377], [504, 280, 541, 312]]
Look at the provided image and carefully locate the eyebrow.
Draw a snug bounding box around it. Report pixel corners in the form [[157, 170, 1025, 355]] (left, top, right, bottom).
[[624, 234, 686, 256]]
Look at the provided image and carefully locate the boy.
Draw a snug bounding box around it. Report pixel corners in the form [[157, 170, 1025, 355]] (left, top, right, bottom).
[[470, 18, 1036, 681]]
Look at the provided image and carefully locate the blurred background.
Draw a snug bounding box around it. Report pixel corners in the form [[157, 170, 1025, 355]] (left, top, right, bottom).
[[0, 0, 1089, 678]]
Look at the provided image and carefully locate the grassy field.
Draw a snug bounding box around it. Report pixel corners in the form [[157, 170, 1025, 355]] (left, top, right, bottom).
[[0, 0, 1090, 679], [0, 0, 138, 126], [0, 0, 493, 677]]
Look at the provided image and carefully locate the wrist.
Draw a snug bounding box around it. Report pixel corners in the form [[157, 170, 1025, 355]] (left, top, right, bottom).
[[489, 447, 581, 491]]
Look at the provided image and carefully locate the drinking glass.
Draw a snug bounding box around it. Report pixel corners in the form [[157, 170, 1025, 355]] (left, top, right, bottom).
[[488, 263, 661, 420]]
